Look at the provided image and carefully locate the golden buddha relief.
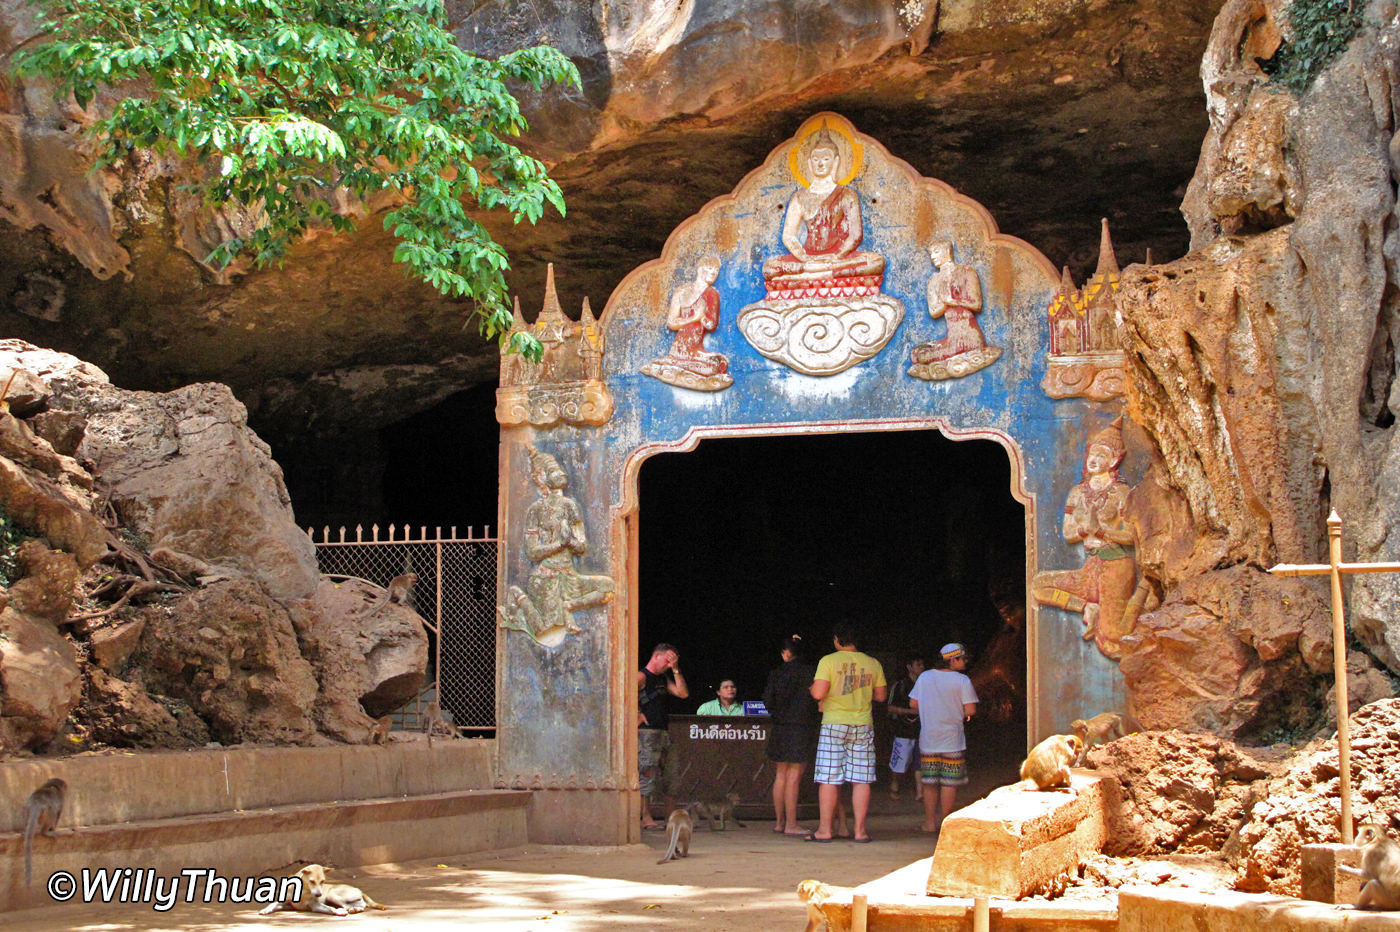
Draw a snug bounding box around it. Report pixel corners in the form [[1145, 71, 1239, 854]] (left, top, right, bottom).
[[737, 116, 904, 376]]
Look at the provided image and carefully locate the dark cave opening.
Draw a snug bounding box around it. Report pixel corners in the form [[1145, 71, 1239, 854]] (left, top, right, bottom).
[[637, 429, 1031, 791]]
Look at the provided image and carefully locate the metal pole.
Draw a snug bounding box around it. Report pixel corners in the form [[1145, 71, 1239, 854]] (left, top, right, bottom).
[[1327, 510, 1354, 845]]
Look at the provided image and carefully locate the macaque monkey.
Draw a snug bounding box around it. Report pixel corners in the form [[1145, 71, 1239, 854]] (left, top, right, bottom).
[[657, 809, 693, 864], [369, 715, 392, 745], [687, 792, 746, 831], [1070, 712, 1140, 764], [23, 778, 66, 885], [1338, 822, 1400, 910], [798, 878, 843, 932], [423, 700, 458, 747], [1020, 734, 1081, 793], [361, 573, 417, 617], [259, 863, 387, 916]]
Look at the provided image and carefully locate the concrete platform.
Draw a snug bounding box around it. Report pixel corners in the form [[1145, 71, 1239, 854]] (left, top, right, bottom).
[[2, 741, 522, 912], [927, 771, 1109, 898], [1120, 888, 1400, 932]]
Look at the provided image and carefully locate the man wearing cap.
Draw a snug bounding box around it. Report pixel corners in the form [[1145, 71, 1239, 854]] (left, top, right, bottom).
[[909, 642, 978, 834], [807, 623, 887, 843]]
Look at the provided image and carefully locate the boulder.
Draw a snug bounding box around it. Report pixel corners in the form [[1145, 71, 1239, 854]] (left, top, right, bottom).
[[137, 579, 318, 745], [75, 381, 319, 600], [76, 667, 210, 749], [87, 617, 147, 673], [0, 605, 82, 751], [297, 577, 428, 741], [1119, 565, 1332, 738], [7, 540, 81, 626]]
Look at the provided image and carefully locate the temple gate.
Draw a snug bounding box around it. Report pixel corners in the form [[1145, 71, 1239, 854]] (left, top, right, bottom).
[[494, 113, 1150, 843]]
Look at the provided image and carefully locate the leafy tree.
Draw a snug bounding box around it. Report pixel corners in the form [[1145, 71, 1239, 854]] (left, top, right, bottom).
[[13, 0, 580, 356]]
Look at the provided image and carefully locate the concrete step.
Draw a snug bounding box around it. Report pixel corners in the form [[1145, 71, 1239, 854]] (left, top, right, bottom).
[[2, 787, 529, 912]]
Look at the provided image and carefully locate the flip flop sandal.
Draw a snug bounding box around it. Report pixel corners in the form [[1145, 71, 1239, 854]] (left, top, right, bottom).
[[803, 834, 834, 843]]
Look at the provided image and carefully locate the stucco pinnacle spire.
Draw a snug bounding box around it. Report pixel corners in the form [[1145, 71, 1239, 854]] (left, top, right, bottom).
[[1095, 218, 1120, 280], [512, 295, 527, 328], [1060, 265, 1077, 295], [540, 262, 565, 324], [580, 295, 595, 324]]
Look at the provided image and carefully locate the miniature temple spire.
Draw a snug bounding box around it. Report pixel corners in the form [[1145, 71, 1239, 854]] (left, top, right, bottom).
[[1059, 265, 1077, 298], [512, 295, 527, 329], [536, 262, 569, 345], [1094, 218, 1120, 281], [580, 295, 596, 326]]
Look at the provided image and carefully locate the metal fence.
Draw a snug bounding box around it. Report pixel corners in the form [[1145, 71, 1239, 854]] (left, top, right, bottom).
[[309, 524, 498, 734]]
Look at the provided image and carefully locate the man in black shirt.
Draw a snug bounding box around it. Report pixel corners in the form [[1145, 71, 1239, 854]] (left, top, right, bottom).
[[637, 643, 689, 831]]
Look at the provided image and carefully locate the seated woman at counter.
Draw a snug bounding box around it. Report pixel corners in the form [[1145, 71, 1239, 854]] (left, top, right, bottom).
[[696, 679, 745, 716]]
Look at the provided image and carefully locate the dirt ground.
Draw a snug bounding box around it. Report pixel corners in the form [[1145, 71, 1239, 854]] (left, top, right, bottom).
[[5, 811, 943, 932]]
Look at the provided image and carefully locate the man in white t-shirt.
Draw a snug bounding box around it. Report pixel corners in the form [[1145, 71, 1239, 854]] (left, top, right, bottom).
[[909, 642, 978, 834]]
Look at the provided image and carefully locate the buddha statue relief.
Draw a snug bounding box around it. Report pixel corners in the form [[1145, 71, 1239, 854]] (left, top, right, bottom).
[[737, 116, 903, 376]]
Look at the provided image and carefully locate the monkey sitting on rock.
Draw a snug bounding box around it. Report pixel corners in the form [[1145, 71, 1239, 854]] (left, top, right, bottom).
[[1069, 712, 1142, 764], [1339, 821, 1400, 910], [1019, 734, 1081, 793]]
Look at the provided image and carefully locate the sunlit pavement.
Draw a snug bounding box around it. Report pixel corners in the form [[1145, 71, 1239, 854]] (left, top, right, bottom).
[[5, 812, 943, 931]]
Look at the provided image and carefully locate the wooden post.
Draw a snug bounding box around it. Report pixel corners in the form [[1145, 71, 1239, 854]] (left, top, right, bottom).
[[1327, 511, 1354, 845], [1265, 508, 1400, 845]]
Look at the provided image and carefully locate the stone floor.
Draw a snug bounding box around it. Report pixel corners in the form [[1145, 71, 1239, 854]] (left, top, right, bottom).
[[5, 810, 946, 931]]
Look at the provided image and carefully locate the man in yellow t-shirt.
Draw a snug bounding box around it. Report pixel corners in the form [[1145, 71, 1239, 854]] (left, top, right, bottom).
[[807, 624, 887, 843]]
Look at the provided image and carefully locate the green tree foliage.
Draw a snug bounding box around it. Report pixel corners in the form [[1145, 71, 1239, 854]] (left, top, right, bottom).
[[13, 0, 580, 354], [1263, 0, 1365, 93]]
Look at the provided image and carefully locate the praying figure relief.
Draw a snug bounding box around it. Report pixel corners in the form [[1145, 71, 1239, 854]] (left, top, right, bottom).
[[641, 256, 733, 391], [498, 449, 614, 648], [907, 240, 1002, 381], [737, 116, 903, 376], [1031, 417, 1152, 660]]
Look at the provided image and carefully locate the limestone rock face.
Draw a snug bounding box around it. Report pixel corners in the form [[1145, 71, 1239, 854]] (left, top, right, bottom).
[[136, 579, 318, 745], [0, 0, 1218, 465], [1089, 730, 1277, 857], [1119, 0, 1400, 703], [1119, 566, 1333, 738], [1234, 699, 1400, 895], [75, 381, 319, 601]]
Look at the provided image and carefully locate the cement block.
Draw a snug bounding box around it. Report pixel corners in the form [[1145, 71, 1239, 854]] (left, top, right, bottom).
[[926, 771, 1108, 899], [1300, 843, 1362, 905]]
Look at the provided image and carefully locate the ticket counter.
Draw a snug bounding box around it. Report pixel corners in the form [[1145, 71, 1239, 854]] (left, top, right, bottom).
[[667, 715, 820, 817]]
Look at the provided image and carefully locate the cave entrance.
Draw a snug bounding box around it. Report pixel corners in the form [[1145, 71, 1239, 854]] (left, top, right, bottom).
[[629, 424, 1032, 810]]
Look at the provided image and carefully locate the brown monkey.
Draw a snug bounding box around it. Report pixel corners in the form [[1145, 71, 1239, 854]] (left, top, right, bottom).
[[798, 878, 842, 932], [423, 700, 459, 747], [1020, 734, 1081, 793], [1070, 712, 1139, 763], [361, 573, 417, 617], [259, 863, 387, 916], [369, 715, 392, 745], [1338, 822, 1400, 910], [687, 792, 746, 831], [657, 809, 693, 864], [23, 778, 66, 886]]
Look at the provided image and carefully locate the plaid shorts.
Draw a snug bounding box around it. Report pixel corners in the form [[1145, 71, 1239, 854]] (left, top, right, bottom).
[[920, 750, 969, 787], [814, 723, 876, 784]]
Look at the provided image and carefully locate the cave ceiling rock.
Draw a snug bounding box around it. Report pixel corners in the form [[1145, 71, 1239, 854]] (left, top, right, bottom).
[[0, 0, 1218, 456]]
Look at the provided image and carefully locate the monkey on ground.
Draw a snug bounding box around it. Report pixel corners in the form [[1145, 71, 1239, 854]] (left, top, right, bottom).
[[1070, 712, 1141, 764], [798, 878, 849, 932], [259, 863, 388, 916], [686, 792, 746, 831], [657, 809, 693, 864], [1338, 822, 1400, 910], [368, 715, 392, 745], [423, 700, 459, 747], [23, 778, 66, 886], [1019, 734, 1082, 793]]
